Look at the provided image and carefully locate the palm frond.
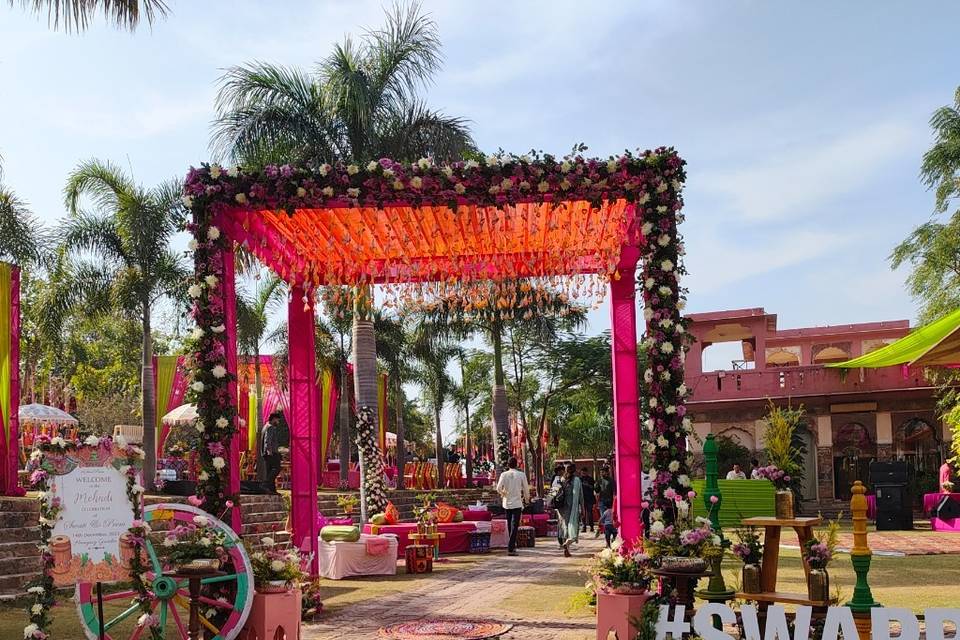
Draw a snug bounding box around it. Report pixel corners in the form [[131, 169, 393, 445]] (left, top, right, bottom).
[[366, 1, 443, 108], [321, 38, 377, 159], [10, 0, 168, 32], [0, 185, 45, 265], [63, 158, 138, 218], [377, 99, 474, 162], [57, 210, 127, 265]]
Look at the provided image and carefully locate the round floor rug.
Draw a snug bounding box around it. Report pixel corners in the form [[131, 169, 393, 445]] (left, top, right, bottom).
[[378, 619, 514, 640]]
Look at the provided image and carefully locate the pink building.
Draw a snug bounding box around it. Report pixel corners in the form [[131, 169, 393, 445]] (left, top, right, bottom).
[[684, 308, 952, 509]]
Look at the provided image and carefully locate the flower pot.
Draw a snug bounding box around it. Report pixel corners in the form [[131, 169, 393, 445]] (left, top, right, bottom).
[[175, 558, 221, 575], [610, 582, 648, 595], [257, 580, 291, 594], [774, 490, 794, 520], [807, 569, 829, 602], [742, 563, 761, 594], [659, 556, 707, 573]]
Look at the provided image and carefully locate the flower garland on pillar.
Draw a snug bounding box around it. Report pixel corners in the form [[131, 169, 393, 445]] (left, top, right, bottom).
[[184, 195, 239, 517], [355, 406, 388, 516], [637, 151, 692, 525], [22, 435, 160, 640]]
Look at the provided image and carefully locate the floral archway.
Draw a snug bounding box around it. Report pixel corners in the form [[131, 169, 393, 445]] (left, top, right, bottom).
[[181, 148, 690, 573]]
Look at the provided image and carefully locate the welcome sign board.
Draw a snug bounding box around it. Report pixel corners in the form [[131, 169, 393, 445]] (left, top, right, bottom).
[[43, 444, 138, 586]]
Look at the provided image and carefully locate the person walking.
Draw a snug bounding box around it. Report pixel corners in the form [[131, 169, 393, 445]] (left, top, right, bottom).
[[556, 462, 583, 557], [599, 504, 618, 548], [580, 467, 596, 534], [596, 465, 616, 513], [261, 414, 282, 493], [496, 456, 530, 556]]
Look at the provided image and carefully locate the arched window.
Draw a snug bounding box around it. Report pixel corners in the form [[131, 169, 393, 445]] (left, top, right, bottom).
[[895, 418, 941, 475], [767, 349, 800, 367], [814, 346, 850, 364]]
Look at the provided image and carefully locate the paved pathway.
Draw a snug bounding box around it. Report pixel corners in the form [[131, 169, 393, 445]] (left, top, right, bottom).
[[303, 536, 603, 639]]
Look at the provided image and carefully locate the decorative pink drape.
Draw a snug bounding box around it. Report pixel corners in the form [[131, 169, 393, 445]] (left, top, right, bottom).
[[0, 265, 21, 496], [222, 248, 243, 533]]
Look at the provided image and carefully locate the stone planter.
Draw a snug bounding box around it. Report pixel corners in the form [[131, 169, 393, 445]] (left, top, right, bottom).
[[775, 490, 795, 520], [807, 568, 829, 602], [742, 563, 761, 593], [659, 556, 707, 573]]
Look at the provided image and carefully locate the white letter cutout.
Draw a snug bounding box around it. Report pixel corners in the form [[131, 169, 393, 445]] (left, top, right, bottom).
[[655, 604, 689, 640], [871, 608, 919, 640], [693, 603, 737, 640]]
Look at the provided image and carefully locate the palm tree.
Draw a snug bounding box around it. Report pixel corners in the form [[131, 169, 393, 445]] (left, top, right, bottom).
[[56, 159, 186, 488], [0, 157, 44, 266], [409, 314, 456, 488], [236, 274, 285, 475], [451, 348, 486, 486], [8, 0, 168, 32], [375, 312, 412, 488], [211, 2, 475, 447]]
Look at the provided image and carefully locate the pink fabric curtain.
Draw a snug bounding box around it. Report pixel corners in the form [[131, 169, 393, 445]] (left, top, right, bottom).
[[156, 356, 188, 454]]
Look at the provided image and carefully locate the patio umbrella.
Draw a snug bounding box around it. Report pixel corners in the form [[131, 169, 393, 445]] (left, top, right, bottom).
[[18, 403, 78, 425], [161, 403, 198, 425], [828, 308, 960, 368]]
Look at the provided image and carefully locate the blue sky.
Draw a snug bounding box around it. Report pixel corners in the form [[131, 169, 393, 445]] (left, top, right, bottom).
[[2, 0, 959, 376]]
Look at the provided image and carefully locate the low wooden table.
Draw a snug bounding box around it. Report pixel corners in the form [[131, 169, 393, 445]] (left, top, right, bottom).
[[652, 567, 712, 621], [165, 569, 225, 640], [735, 517, 837, 619], [409, 532, 446, 560]]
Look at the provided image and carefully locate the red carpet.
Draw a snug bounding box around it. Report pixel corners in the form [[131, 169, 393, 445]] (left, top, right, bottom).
[[378, 619, 513, 639]]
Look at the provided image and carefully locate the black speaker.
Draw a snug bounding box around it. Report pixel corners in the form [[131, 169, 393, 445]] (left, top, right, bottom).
[[935, 496, 960, 520], [240, 480, 272, 494], [870, 461, 908, 485], [161, 480, 197, 496], [874, 484, 913, 530]]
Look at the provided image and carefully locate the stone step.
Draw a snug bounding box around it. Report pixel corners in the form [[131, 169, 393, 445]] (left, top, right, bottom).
[[0, 497, 40, 513], [0, 526, 40, 543], [0, 510, 44, 529], [241, 510, 288, 525], [0, 555, 41, 577], [0, 572, 37, 596], [0, 541, 40, 560]]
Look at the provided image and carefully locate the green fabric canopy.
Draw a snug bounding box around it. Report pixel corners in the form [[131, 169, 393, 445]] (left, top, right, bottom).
[[827, 307, 960, 368]]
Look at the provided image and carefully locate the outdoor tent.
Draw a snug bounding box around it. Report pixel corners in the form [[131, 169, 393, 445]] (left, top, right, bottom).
[[18, 403, 78, 425], [828, 308, 960, 369]]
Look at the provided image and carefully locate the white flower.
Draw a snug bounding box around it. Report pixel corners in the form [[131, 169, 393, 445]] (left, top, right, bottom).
[[454, 183, 466, 194], [322, 186, 334, 197], [24, 623, 39, 638], [606, 159, 618, 173], [212, 365, 227, 379], [199, 537, 212, 547], [198, 471, 209, 481], [181, 195, 194, 208], [188, 284, 203, 299], [485, 154, 499, 166], [656, 181, 668, 193], [118, 465, 131, 475], [643, 307, 654, 321], [84, 435, 100, 447], [657, 234, 671, 247], [660, 371, 671, 381], [668, 460, 680, 473], [383, 168, 395, 178], [643, 369, 653, 383], [30, 604, 43, 616], [193, 515, 209, 527], [192, 381, 205, 393], [637, 192, 651, 205], [649, 397, 657, 408], [712, 535, 722, 546], [366, 161, 379, 172], [347, 164, 359, 175], [270, 559, 285, 572], [347, 188, 360, 198], [682, 417, 692, 430], [678, 384, 688, 396], [661, 342, 674, 354], [187, 239, 198, 252], [464, 159, 479, 169], [131, 484, 145, 494], [227, 166, 239, 177], [651, 509, 664, 522], [215, 417, 229, 429], [641, 221, 654, 236], [410, 176, 423, 189], [195, 421, 205, 433], [393, 180, 405, 191], [261, 536, 276, 547], [27, 587, 44, 595], [190, 327, 204, 341], [318, 163, 331, 176], [679, 474, 691, 487], [209, 164, 222, 179], [560, 160, 571, 173], [677, 501, 689, 515], [212, 457, 226, 470], [650, 521, 665, 535], [211, 324, 226, 333], [660, 318, 674, 329], [137, 613, 153, 627], [613, 556, 624, 567], [207, 226, 221, 241], [660, 260, 674, 272], [204, 274, 218, 287], [658, 285, 672, 296], [656, 436, 668, 448], [417, 157, 432, 170], [442, 166, 454, 178], [644, 277, 655, 290], [235, 193, 248, 205], [666, 405, 677, 415]]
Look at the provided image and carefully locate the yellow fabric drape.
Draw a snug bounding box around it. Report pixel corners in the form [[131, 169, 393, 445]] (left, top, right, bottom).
[[248, 391, 257, 452], [0, 264, 11, 450], [154, 355, 179, 432], [378, 372, 388, 452], [320, 369, 333, 464]]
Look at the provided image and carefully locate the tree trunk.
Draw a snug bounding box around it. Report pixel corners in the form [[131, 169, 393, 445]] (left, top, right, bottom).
[[460, 356, 473, 487], [434, 405, 445, 489], [141, 300, 156, 491], [254, 352, 264, 482], [338, 361, 350, 488], [352, 288, 379, 431], [394, 378, 406, 489], [490, 328, 509, 469]]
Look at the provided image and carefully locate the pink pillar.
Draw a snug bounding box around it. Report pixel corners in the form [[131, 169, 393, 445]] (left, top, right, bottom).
[[288, 286, 320, 577], [2, 267, 20, 496], [610, 255, 642, 544], [221, 248, 243, 533]]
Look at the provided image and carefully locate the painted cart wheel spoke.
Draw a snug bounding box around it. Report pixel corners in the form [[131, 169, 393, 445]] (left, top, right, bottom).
[[74, 503, 253, 640]]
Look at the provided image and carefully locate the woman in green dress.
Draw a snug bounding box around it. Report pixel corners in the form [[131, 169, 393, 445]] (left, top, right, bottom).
[[557, 462, 583, 557]]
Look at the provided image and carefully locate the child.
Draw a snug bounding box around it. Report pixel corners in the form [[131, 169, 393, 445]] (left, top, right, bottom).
[[599, 505, 618, 548]]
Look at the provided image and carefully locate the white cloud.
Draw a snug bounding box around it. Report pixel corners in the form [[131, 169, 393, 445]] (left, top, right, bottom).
[[698, 118, 924, 222]]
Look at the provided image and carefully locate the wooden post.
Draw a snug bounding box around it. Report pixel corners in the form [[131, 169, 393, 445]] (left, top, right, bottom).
[[848, 480, 879, 640]]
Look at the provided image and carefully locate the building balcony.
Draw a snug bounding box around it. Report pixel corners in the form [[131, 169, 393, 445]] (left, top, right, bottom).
[[685, 364, 933, 406]]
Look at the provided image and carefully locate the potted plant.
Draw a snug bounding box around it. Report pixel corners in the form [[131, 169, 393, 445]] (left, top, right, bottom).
[[803, 515, 840, 602], [732, 526, 763, 593], [645, 494, 722, 573], [336, 494, 359, 515], [590, 542, 652, 595], [412, 492, 437, 536], [754, 465, 794, 519], [160, 515, 228, 574], [250, 537, 304, 593]]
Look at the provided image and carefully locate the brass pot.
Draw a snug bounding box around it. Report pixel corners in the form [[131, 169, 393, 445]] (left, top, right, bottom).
[[774, 490, 794, 520], [808, 568, 829, 602], [176, 558, 221, 575], [742, 563, 761, 593]]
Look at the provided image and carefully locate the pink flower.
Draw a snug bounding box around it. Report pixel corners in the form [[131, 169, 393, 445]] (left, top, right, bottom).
[[687, 491, 696, 499], [225, 500, 234, 508], [664, 487, 676, 500], [640, 501, 650, 509], [187, 495, 205, 507], [710, 495, 719, 504]]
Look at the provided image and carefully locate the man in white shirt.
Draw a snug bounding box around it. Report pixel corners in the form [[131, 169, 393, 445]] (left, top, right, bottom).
[[726, 463, 747, 480], [496, 456, 530, 556], [750, 459, 763, 480]]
